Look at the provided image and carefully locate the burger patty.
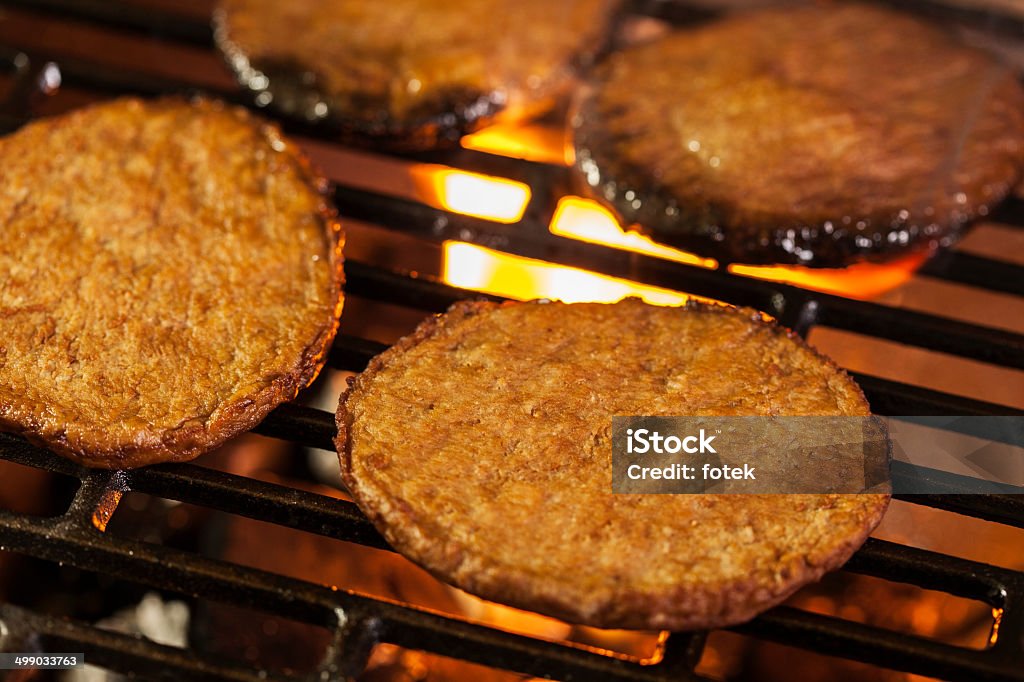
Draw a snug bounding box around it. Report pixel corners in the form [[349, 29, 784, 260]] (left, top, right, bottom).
[[0, 98, 344, 469], [573, 3, 1024, 267], [214, 0, 618, 150], [336, 299, 889, 630]]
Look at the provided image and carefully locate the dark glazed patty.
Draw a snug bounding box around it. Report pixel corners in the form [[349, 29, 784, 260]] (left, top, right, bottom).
[[215, 0, 619, 150], [0, 98, 344, 469], [573, 3, 1024, 267]]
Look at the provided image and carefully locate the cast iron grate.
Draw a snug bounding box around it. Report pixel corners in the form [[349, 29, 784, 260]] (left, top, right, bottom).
[[0, 1, 1023, 680]]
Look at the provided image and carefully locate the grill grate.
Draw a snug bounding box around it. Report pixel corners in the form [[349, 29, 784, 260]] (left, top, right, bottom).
[[1, 1, 1024, 680]]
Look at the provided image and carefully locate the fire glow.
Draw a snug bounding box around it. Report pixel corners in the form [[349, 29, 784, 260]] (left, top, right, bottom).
[[549, 196, 718, 270], [443, 241, 692, 306], [424, 127, 926, 303], [412, 165, 531, 223], [461, 122, 571, 165]]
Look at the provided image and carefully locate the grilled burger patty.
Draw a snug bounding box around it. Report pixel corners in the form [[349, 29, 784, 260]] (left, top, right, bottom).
[[214, 0, 618, 149], [573, 3, 1024, 267], [337, 299, 889, 630], [0, 98, 344, 469]]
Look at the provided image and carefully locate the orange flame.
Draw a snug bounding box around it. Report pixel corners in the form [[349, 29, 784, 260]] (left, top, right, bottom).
[[426, 127, 922, 302], [549, 196, 717, 269], [461, 123, 571, 166], [91, 488, 123, 532], [443, 241, 695, 306], [412, 165, 530, 223], [991, 607, 1004, 646], [729, 255, 926, 299]]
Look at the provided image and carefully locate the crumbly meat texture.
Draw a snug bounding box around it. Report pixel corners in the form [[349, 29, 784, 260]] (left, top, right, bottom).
[[0, 97, 344, 469], [337, 299, 889, 630], [214, 0, 618, 149], [574, 3, 1024, 267]]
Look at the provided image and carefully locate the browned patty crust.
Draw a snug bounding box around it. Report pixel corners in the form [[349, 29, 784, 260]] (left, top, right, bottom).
[[214, 0, 619, 149], [337, 300, 889, 630], [0, 98, 344, 469], [573, 3, 1024, 267]]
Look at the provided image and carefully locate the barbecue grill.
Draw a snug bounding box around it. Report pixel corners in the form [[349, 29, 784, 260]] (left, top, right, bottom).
[[1, 1, 1023, 680]]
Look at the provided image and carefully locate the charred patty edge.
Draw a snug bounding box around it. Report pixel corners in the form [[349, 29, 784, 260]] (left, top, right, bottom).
[[570, 17, 1024, 268], [213, 4, 621, 151]]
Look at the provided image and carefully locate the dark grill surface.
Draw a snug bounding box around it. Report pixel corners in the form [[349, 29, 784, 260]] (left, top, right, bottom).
[[1, 1, 1023, 680]]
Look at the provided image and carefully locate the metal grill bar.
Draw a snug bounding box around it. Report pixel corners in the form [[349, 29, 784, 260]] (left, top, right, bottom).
[[734, 607, 1014, 682], [0, 603, 295, 682], [331, 188, 1024, 369], [4, 434, 1024, 681], [918, 251, 1024, 297], [335, 263, 1024, 423], [0, 0, 212, 45], [897, 493, 1024, 528], [847, 373, 1024, 418], [0, 478, 707, 682]]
